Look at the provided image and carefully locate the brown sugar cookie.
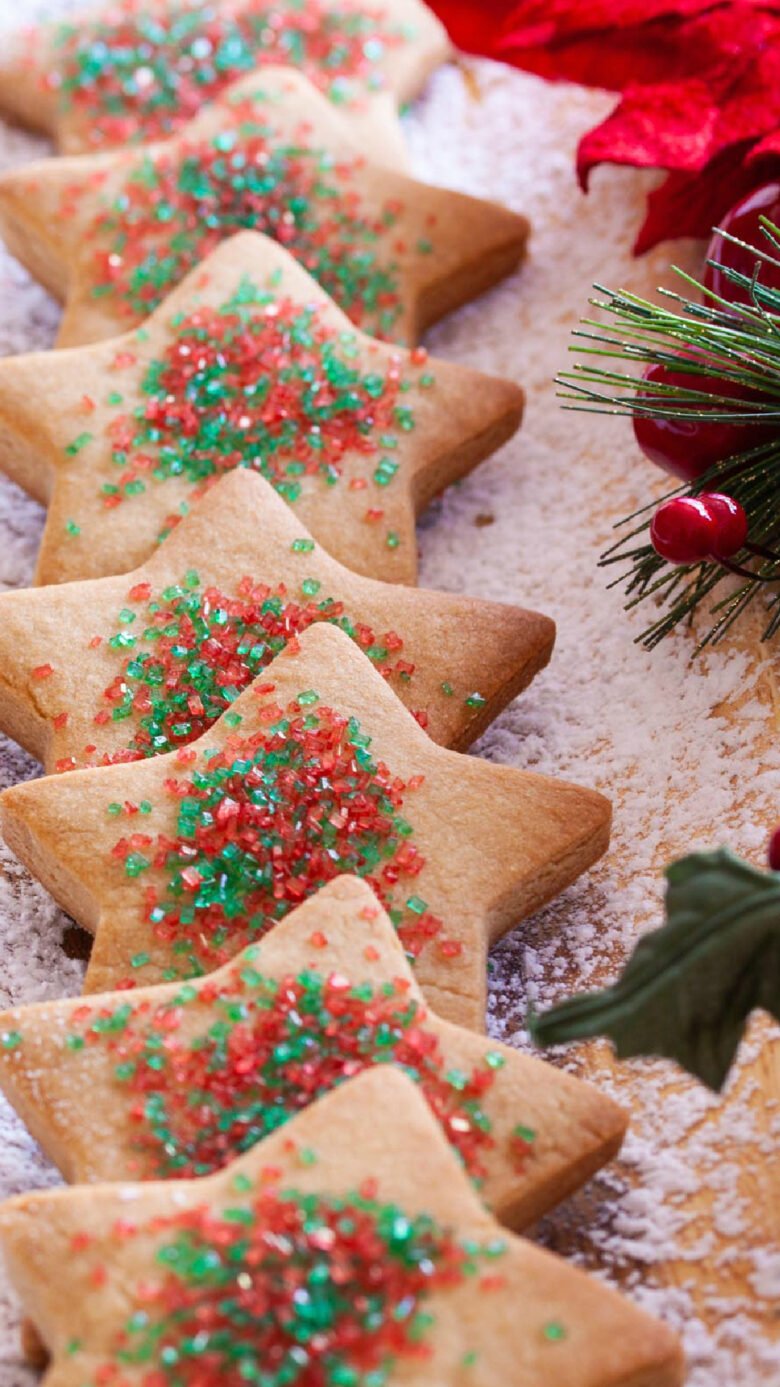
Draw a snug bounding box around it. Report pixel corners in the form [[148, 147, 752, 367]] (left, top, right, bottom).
[[0, 67, 528, 349], [0, 232, 524, 586], [0, 875, 626, 1229], [0, 1068, 684, 1387], [0, 470, 553, 771], [0, 0, 450, 164], [0, 623, 611, 1030]]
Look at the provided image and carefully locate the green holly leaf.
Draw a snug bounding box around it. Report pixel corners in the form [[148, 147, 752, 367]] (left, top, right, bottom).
[[529, 848, 780, 1091]]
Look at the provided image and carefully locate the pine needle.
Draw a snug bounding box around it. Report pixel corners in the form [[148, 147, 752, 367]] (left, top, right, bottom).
[[556, 219, 780, 649]]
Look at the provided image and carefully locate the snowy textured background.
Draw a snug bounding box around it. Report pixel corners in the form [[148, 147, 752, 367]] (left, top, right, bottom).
[[0, 4, 778, 1383]]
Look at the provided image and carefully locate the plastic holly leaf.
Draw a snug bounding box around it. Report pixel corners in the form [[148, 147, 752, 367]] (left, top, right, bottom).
[[530, 848, 780, 1091]]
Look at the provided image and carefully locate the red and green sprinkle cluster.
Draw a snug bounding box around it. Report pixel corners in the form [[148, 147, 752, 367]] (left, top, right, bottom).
[[91, 286, 425, 514], [52, 964, 523, 1180], [111, 693, 460, 977], [96, 1186, 503, 1387], [60, 570, 419, 770], [78, 99, 433, 337], [46, 0, 407, 148]]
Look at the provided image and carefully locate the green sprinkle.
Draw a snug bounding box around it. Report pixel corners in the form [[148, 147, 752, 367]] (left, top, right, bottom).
[[125, 852, 150, 877], [484, 1051, 506, 1070], [1, 1031, 21, 1050], [291, 538, 315, 553], [65, 432, 93, 457], [373, 457, 399, 487], [544, 1321, 566, 1342]]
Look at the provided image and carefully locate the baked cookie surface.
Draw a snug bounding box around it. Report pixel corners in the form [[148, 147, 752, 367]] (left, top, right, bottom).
[[0, 623, 611, 1029], [0, 470, 554, 769], [0, 1069, 684, 1387], [0, 233, 524, 585], [0, 67, 528, 348], [0, 0, 450, 164], [0, 874, 627, 1227]]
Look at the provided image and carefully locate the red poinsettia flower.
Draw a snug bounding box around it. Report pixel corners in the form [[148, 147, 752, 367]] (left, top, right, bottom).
[[427, 0, 780, 250]]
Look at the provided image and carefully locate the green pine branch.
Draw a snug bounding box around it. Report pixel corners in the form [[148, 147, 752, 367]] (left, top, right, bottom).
[[556, 221, 780, 649]]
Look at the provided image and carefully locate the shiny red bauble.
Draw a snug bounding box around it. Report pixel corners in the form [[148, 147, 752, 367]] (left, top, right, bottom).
[[633, 361, 770, 482], [704, 182, 780, 308], [649, 493, 748, 566]]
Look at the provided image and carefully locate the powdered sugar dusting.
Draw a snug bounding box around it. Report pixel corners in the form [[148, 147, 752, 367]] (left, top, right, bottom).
[[0, 6, 777, 1382]]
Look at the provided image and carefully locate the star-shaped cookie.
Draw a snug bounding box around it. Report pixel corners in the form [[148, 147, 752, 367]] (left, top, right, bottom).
[[0, 470, 553, 771], [0, 232, 524, 585], [0, 875, 626, 1227], [0, 0, 449, 164], [0, 67, 528, 348], [0, 1068, 683, 1387], [0, 623, 610, 1029]]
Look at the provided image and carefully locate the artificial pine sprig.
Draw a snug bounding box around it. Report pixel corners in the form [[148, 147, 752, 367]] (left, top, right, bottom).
[[557, 222, 780, 649]]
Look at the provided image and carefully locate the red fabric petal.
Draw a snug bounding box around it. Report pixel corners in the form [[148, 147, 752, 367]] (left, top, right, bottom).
[[428, 0, 780, 251], [633, 143, 780, 252], [578, 80, 720, 188], [747, 128, 780, 164], [427, 0, 745, 87], [495, 0, 725, 89], [493, 25, 703, 91], [424, 0, 519, 55]]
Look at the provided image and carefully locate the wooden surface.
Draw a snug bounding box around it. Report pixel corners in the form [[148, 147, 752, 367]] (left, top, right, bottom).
[[0, 33, 777, 1386]]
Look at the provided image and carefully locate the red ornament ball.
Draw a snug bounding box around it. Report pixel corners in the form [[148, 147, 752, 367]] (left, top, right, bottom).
[[650, 493, 748, 565], [768, 825, 780, 871], [704, 182, 780, 307], [633, 360, 771, 482]]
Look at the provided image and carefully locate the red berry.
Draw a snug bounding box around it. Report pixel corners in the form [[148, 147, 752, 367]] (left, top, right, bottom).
[[650, 496, 718, 564], [650, 492, 749, 565], [701, 493, 748, 558], [704, 182, 780, 308], [768, 825, 780, 871], [633, 360, 772, 482]]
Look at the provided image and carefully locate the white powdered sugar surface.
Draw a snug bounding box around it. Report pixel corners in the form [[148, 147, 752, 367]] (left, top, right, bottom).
[[0, 5, 777, 1383]]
